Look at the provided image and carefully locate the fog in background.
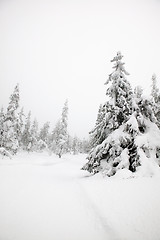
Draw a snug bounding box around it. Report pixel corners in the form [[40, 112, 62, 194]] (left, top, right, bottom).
[[0, 0, 160, 138]]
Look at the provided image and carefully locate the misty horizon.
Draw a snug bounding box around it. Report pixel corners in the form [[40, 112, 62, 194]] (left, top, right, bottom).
[[0, 0, 160, 138]]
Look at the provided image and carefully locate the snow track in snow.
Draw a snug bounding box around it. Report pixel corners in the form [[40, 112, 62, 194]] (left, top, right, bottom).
[[76, 180, 118, 240], [0, 154, 116, 240], [0, 153, 160, 240]]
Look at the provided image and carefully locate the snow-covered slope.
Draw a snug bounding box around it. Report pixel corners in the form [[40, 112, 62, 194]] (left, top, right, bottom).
[[0, 152, 160, 240]]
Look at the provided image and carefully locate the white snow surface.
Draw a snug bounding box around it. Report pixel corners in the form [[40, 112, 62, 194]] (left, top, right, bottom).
[[0, 152, 160, 240]]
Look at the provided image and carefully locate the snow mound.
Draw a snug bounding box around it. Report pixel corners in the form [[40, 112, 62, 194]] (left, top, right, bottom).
[[135, 149, 160, 178], [113, 168, 133, 179]]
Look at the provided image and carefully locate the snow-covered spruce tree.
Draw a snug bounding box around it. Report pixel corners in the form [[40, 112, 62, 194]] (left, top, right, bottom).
[[104, 51, 133, 126], [128, 86, 160, 171], [66, 134, 72, 153], [55, 100, 69, 158], [49, 120, 61, 153], [90, 52, 133, 151], [3, 84, 20, 154], [150, 74, 160, 128], [71, 136, 90, 154], [0, 107, 12, 158], [81, 138, 90, 153], [82, 52, 133, 174], [21, 111, 32, 152], [72, 136, 80, 154], [38, 121, 50, 151], [30, 118, 39, 151], [82, 53, 160, 176], [17, 107, 25, 148], [123, 86, 157, 173]]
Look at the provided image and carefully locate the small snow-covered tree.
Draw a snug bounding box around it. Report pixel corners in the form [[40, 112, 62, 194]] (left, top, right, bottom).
[[81, 138, 90, 153], [71, 136, 90, 154], [37, 139, 48, 152], [38, 121, 50, 151], [3, 84, 20, 154], [30, 118, 39, 151], [50, 120, 61, 153], [21, 111, 32, 152], [66, 134, 72, 153], [17, 107, 25, 148], [58, 100, 68, 157], [53, 100, 69, 158], [72, 136, 80, 154], [126, 89, 160, 173]]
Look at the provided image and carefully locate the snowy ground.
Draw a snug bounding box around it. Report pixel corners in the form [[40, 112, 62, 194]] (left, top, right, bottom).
[[0, 153, 160, 240]]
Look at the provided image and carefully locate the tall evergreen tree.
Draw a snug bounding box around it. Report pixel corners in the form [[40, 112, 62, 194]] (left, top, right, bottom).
[[104, 51, 133, 126], [89, 52, 133, 153], [83, 52, 133, 173], [82, 53, 160, 176]]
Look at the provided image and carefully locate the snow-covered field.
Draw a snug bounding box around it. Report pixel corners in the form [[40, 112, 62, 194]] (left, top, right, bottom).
[[0, 153, 160, 240]]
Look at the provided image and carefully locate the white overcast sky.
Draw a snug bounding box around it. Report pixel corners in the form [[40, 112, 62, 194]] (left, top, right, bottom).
[[0, 0, 160, 138]]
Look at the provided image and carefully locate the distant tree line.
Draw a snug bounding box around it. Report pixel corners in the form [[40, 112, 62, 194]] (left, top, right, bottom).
[[0, 87, 89, 158], [83, 52, 160, 176]]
